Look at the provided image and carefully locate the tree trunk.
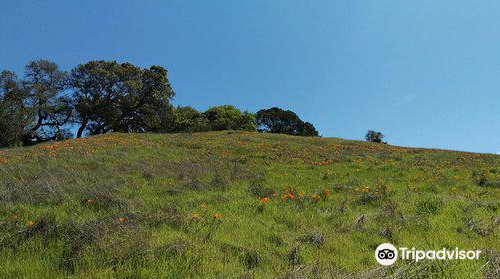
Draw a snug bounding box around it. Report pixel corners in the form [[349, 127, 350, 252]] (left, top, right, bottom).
[[76, 119, 87, 138]]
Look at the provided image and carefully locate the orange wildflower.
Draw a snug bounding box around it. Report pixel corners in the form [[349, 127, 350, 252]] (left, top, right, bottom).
[[214, 213, 221, 219], [325, 189, 331, 197], [262, 197, 269, 203], [118, 217, 127, 223], [27, 220, 34, 227]]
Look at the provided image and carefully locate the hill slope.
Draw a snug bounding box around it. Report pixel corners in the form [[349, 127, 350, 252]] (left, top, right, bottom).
[[0, 131, 499, 278]]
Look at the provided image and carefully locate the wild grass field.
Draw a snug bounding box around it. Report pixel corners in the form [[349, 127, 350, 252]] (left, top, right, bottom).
[[0, 131, 499, 278]]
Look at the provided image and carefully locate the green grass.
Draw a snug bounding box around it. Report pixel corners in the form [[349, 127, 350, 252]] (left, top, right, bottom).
[[0, 131, 500, 278]]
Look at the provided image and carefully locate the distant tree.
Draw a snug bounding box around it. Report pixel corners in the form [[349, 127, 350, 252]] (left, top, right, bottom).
[[256, 107, 318, 136], [236, 111, 257, 131], [125, 65, 175, 133], [365, 130, 386, 143], [23, 60, 73, 144], [0, 61, 72, 146], [172, 106, 209, 132], [300, 121, 319, 137], [1, 59, 327, 147], [204, 105, 256, 131], [70, 61, 121, 137], [70, 61, 175, 137], [0, 71, 30, 147]]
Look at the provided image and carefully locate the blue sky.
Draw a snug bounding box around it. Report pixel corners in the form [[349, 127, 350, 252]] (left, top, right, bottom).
[[1, 1, 499, 153]]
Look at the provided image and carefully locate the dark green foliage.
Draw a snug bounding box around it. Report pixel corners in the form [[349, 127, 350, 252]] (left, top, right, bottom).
[[70, 61, 175, 137], [300, 121, 319, 136], [0, 61, 72, 147], [1, 60, 321, 147], [23, 60, 73, 144], [365, 130, 386, 143], [256, 107, 318, 136], [172, 106, 209, 132], [0, 71, 28, 147], [204, 105, 256, 131]]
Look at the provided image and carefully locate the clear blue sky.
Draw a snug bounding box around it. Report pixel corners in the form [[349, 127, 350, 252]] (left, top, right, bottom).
[[1, 1, 499, 153]]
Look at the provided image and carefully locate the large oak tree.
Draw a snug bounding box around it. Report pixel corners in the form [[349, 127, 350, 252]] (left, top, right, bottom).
[[70, 61, 175, 137]]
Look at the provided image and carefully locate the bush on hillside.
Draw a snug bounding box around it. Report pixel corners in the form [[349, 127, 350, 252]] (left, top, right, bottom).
[[256, 107, 318, 136], [204, 105, 256, 131], [365, 130, 386, 144]]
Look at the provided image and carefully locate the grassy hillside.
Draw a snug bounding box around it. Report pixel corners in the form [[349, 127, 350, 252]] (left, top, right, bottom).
[[0, 131, 499, 278]]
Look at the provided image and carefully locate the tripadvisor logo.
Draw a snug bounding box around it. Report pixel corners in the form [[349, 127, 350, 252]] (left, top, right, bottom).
[[375, 243, 398, 265], [375, 243, 481, 266]]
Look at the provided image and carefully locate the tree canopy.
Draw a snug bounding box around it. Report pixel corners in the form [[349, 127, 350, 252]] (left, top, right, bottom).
[[0, 60, 322, 148], [256, 107, 318, 136], [204, 105, 256, 131], [70, 61, 175, 137], [0, 61, 72, 146], [365, 130, 386, 144]]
